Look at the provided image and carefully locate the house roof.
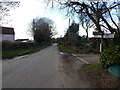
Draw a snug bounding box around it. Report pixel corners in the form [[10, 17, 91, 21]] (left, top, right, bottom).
[[0, 26, 15, 35], [15, 39, 29, 42]]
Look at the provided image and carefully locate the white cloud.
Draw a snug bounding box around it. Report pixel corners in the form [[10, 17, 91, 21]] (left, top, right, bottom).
[[3, 0, 70, 40], [3, 0, 90, 40]]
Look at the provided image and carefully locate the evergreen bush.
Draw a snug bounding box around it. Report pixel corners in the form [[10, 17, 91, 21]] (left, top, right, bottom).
[[100, 45, 120, 68]]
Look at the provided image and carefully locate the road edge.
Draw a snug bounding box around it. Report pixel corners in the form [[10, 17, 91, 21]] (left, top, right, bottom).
[[72, 54, 89, 65]]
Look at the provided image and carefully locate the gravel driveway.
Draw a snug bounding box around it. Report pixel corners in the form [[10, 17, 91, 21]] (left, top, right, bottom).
[[76, 54, 100, 64]]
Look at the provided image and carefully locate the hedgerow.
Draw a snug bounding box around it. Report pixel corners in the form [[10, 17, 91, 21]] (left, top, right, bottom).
[[2, 41, 40, 51]]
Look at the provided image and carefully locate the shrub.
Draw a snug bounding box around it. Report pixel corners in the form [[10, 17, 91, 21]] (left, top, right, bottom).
[[100, 45, 120, 68], [2, 41, 40, 51], [2, 41, 13, 51]]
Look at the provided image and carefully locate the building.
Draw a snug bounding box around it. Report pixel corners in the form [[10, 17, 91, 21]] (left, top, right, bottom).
[[0, 26, 15, 42], [15, 39, 30, 42]]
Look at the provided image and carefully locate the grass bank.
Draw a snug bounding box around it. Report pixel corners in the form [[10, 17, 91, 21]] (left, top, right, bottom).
[[2, 46, 47, 59], [58, 45, 77, 54], [58, 44, 99, 54], [81, 64, 120, 88]]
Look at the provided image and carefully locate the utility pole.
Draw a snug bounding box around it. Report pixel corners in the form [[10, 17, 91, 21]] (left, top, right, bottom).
[[69, 18, 70, 27], [100, 32, 104, 52]]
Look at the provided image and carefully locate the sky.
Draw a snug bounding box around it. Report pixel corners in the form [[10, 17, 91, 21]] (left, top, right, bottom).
[[1, 0, 93, 40], [2, 0, 119, 41], [1, 0, 120, 40]]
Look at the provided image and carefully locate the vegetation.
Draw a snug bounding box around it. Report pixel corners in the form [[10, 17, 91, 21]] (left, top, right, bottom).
[[58, 22, 80, 53], [100, 45, 120, 68], [46, 1, 120, 40], [59, 22, 80, 48], [58, 45, 77, 54], [2, 47, 43, 59], [2, 16, 56, 59], [63, 2, 119, 35], [2, 41, 50, 59], [58, 21, 99, 54], [2, 41, 40, 51], [29, 17, 56, 45]]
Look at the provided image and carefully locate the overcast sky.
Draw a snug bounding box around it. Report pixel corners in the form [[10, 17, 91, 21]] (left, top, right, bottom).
[[1, 0, 120, 40], [1, 0, 91, 40]]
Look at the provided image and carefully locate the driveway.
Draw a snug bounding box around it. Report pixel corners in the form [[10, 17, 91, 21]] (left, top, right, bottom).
[[2, 44, 93, 88], [75, 54, 100, 64]]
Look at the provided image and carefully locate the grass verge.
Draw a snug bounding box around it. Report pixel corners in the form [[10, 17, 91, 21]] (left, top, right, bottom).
[[81, 64, 120, 88], [58, 45, 77, 54], [2, 46, 47, 59]]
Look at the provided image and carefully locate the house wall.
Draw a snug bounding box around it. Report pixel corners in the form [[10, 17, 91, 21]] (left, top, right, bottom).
[[0, 34, 2, 42], [1, 34, 15, 42]]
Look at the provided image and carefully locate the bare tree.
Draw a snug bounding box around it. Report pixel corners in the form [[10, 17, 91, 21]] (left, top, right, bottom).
[[79, 14, 94, 42], [45, 0, 120, 36], [0, 1, 20, 25]]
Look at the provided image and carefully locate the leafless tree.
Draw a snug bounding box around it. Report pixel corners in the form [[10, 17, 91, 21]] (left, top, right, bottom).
[[44, 0, 120, 36], [0, 1, 20, 25]]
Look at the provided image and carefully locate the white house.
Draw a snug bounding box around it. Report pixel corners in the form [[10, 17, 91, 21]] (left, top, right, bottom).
[[0, 26, 15, 42]]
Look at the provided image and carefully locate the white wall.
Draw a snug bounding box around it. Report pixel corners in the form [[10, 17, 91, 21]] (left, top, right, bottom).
[[0, 34, 2, 42], [1, 34, 15, 42]]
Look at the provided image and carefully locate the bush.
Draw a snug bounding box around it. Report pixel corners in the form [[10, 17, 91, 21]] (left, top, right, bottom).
[[2, 41, 13, 51], [2, 41, 40, 51], [100, 45, 120, 68]]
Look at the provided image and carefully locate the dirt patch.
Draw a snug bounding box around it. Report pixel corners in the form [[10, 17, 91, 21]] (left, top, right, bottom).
[[76, 54, 100, 64], [59, 53, 120, 88], [59, 54, 95, 88], [60, 54, 83, 76], [76, 54, 120, 88], [80, 64, 120, 88]]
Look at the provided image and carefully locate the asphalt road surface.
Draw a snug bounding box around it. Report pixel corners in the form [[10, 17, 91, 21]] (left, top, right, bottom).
[[2, 44, 92, 88]]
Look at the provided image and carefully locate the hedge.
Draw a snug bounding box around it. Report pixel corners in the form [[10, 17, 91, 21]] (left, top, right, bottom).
[[2, 41, 40, 51]]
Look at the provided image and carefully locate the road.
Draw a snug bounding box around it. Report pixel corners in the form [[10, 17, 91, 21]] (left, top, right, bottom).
[[2, 44, 92, 88]]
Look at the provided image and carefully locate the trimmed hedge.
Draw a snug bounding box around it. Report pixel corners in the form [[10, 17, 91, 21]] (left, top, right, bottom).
[[100, 45, 120, 68], [2, 41, 40, 51]]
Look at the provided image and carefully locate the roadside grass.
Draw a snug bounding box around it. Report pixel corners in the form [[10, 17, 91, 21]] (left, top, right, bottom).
[[58, 45, 77, 54], [2, 46, 46, 59], [81, 64, 119, 88], [58, 44, 99, 54]]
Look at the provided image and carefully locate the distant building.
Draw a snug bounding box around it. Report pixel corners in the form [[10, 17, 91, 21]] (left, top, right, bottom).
[[0, 26, 15, 42], [15, 39, 30, 42]]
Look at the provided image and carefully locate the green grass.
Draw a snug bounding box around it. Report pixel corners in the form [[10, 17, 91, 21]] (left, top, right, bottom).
[[82, 64, 119, 88], [83, 64, 102, 71], [83, 64, 105, 76], [2, 46, 46, 59], [58, 45, 77, 54]]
